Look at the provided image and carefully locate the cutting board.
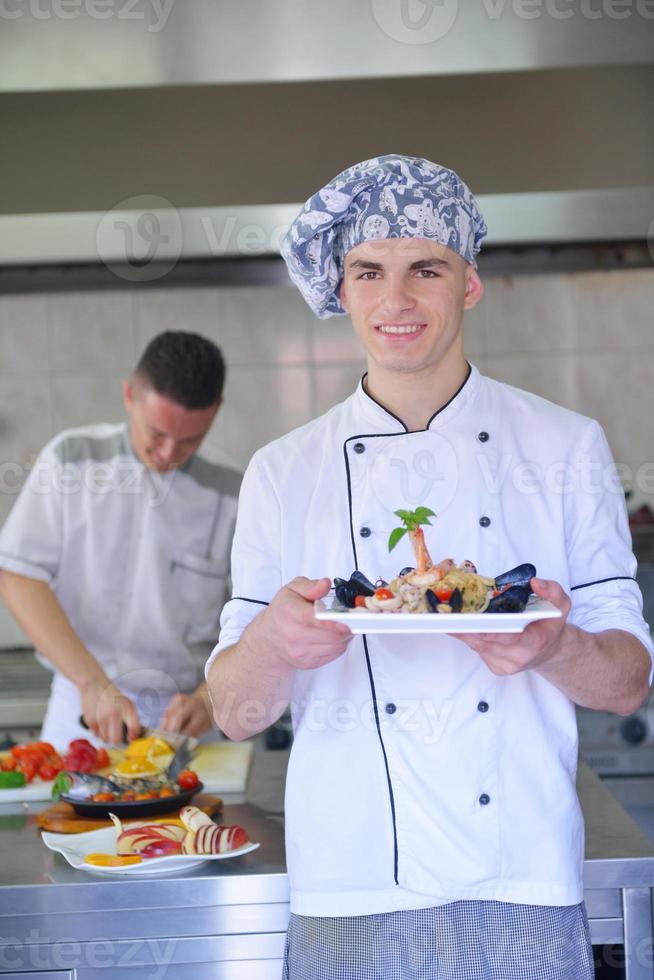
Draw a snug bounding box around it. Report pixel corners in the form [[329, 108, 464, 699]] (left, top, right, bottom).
[[0, 741, 254, 804], [191, 741, 254, 794], [37, 793, 224, 834]]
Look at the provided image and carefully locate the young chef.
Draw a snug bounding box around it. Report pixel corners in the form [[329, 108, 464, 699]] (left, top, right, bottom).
[[0, 330, 240, 747], [206, 156, 653, 979]]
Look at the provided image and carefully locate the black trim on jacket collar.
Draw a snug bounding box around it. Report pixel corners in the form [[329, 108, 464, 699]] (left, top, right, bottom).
[[360, 362, 473, 433]]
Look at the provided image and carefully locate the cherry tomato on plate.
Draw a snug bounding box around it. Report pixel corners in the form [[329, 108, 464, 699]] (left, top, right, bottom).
[[374, 588, 395, 601], [354, 595, 367, 608], [94, 748, 110, 770], [91, 792, 116, 802], [17, 759, 38, 782], [177, 770, 200, 792], [38, 764, 60, 781], [434, 586, 453, 602]]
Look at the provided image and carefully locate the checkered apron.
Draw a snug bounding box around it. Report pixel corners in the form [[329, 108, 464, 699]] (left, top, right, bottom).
[[282, 901, 594, 980]]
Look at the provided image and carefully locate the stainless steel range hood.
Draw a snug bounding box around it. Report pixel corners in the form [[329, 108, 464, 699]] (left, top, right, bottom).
[[1, 2, 652, 264], [1, 0, 653, 93], [1, 187, 653, 266]]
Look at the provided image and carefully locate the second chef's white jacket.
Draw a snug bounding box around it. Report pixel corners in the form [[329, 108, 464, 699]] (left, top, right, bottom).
[[208, 364, 653, 917], [0, 423, 241, 747]]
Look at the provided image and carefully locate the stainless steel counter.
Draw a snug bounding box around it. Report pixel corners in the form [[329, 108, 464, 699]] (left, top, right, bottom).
[[1, 752, 653, 979]]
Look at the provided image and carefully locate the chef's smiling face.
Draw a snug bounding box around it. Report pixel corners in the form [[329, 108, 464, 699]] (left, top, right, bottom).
[[123, 379, 220, 473], [339, 238, 483, 377]]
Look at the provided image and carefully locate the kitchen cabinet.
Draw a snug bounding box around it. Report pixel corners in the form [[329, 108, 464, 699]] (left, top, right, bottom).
[[2, 761, 654, 978]]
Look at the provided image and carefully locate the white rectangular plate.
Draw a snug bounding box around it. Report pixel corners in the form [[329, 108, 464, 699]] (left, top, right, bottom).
[[42, 826, 260, 877], [314, 596, 561, 634]]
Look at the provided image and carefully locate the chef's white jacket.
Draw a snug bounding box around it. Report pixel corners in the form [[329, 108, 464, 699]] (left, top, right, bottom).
[[208, 364, 653, 917], [0, 423, 240, 747]]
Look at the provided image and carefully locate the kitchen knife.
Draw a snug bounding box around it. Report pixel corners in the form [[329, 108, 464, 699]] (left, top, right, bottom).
[[78, 716, 199, 753]]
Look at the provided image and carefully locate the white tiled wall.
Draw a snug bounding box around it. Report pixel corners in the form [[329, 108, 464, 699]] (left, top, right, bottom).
[[0, 267, 652, 644]]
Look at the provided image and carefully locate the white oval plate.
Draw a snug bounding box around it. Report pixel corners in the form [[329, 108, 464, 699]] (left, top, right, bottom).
[[314, 596, 561, 634], [42, 826, 260, 876]]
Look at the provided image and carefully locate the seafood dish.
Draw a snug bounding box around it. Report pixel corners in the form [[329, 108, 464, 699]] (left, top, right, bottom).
[[333, 507, 536, 616], [51, 734, 203, 817]]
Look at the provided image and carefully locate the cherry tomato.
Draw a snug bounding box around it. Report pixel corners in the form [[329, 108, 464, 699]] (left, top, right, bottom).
[[64, 743, 97, 773], [434, 586, 453, 602], [94, 748, 110, 770], [374, 588, 395, 601], [91, 792, 116, 802], [17, 759, 38, 782], [69, 739, 95, 751], [0, 757, 17, 771], [159, 787, 176, 797], [38, 764, 60, 781], [177, 770, 200, 791], [354, 595, 367, 608]]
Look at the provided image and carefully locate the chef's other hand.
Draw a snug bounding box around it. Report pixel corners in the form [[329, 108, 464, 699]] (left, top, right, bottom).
[[80, 678, 141, 745], [249, 576, 353, 671], [159, 688, 214, 738], [451, 577, 570, 675]]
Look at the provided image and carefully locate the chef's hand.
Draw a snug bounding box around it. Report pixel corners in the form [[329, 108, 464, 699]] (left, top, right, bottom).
[[80, 678, 141, 745], [250, 576, 353, 670], [451, 577, 570, 675], [159, 686, 214, 738]]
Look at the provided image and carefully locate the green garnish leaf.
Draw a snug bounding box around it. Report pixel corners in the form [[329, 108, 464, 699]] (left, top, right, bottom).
[[387, 506, 437, 552], [388, 527, 408, 552], [52, 771, 71, 800]]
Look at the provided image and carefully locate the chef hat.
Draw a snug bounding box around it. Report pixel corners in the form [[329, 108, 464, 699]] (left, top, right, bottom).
[[280, 154, 487, 319]]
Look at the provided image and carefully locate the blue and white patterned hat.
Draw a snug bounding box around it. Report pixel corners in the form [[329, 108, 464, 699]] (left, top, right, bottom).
[[280, 154, 487, 319]]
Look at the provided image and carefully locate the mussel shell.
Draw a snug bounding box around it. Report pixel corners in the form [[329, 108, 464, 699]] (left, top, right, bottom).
[[494, 563, 536, 591], [399, 566, 415, 577], [335, 582, 357, 608], [486, 585, 530, 613], [349, 571, 376, 596], [425, 589, 439, 613], [449, 588, 463, 613], [333, 570, 376, 608]]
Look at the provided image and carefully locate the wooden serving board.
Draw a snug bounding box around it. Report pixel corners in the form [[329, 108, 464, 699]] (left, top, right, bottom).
[[37, 793, 223, 834]]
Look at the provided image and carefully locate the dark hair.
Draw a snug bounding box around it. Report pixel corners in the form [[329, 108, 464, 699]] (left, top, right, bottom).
[[134, 331, 225, 409]]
